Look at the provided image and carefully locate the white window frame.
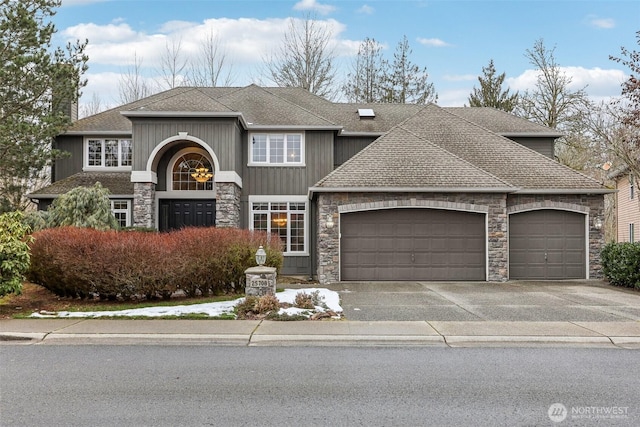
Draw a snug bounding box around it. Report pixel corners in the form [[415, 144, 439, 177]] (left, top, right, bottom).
[[110, 199, 131, 228], [248, 195, 308, 255], [85, 138, 132, 170], [248, 133, 305, 166], [630, 223, 635, 242]]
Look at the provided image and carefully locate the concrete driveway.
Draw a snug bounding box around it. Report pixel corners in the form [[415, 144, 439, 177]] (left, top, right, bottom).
[[304, 280, 640, 322]]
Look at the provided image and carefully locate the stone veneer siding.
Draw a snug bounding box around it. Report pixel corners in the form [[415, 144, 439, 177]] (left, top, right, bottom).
[[133, 182, 155, 228], [215, 182, 241, 228], [506, 194, 605, 279], [316, 193, 508, 284], [315, 192, 605, 284]]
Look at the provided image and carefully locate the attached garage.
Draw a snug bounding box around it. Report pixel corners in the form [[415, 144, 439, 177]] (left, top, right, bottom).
[[509, 209, 586, 279], [340, 208, 486, 281]]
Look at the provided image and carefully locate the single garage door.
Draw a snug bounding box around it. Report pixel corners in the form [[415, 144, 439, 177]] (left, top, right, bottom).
[[340, 208, 486, 281], [509, 209, 586, 279]]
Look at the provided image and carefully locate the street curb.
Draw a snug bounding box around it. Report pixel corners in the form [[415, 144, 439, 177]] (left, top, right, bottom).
[[249, 334, 446, 346], [444, 335, 616, 347], [39, 333, 251, 345]]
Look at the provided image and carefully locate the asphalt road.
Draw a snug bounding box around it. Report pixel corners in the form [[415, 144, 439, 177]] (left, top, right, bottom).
[[1, 345, 638, 426]]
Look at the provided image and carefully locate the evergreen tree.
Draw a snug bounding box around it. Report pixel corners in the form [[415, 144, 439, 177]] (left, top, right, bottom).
[[381, 35, 437, 104], [468, 59, 518, 111], [0, 0, 88, 211], [342, 37, 385, 103]]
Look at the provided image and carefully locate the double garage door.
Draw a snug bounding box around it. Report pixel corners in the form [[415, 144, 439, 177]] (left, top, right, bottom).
[[340, 208, 586, 281], [341, 209, 486, 281]]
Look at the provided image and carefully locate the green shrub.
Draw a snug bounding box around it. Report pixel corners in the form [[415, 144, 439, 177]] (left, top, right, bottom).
[[0, 211, 32, 296], [28, 226, 283, 300], [601, 242, 640, 289], [46, 182, 118, 230]]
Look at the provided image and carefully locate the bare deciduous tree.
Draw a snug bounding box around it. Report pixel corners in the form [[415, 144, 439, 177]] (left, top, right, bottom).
[[515, 39, 589, 130], [608, 31, 640, 180], [187, 31, 234, 87], [118, 52, 154, 104], [263, 14, 337, 98], [157, 38, 188, 90], [79, 92, 104, 118]]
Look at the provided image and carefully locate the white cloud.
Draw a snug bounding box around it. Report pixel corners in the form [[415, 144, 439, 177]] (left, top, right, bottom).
[[63, 21, 140, 43], [293, 0, 336, 15], [586, 15, 615, 29], [357, 5, 375, 15], [507, 66, 626, 103], [417, 37, 450, 47]]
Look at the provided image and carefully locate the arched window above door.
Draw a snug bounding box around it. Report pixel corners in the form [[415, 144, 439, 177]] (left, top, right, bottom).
[[171, 151, 214, 191]]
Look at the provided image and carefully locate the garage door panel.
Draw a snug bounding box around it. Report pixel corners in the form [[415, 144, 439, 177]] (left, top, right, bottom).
[[341, 208, 485, 281], [509, 210, 585, 280]]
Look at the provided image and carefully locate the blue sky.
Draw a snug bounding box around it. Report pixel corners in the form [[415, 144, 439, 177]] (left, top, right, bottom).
[[54, 0, 639, 112]]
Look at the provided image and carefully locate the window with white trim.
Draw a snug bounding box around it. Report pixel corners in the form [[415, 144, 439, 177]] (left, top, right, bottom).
[[249, 133, 303, 165], [87, 139, 132, 167], [630, 223, 635, 242], [251, 200, 307, 254], [111, 200, 131, 228], [630, 174, 635, 200]]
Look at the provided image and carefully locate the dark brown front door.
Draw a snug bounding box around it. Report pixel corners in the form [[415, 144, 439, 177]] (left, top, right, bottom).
[[340, 208, 486, 281], [509, 209, 586, 279], [159, 199, 215, 231]]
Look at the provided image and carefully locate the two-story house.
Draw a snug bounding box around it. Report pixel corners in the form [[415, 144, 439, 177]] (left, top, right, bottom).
[[29, 84, 611, 284]]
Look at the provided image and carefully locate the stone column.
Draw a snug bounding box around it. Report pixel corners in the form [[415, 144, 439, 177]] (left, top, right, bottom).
[[133, 182, 155, 228], [215, 182, 241, 228]]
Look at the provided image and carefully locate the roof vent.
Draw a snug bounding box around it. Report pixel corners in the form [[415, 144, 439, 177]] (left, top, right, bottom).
[[357, 108, 375, 119]]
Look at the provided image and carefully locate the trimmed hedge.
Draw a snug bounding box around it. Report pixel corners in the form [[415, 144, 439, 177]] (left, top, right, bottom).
[[601, 242, 640, 290], [28, 226, 283, 300]]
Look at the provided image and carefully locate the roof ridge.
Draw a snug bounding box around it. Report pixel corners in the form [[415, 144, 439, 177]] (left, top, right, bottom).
[[443, 107, 604, 187], [259, 86, 339, 126], [397, 121, 515, 189]]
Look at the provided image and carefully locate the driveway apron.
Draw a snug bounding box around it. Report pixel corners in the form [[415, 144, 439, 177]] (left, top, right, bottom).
[[295, 281, 640, 322]]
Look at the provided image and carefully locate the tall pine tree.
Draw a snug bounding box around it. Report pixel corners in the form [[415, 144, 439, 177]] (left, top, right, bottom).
[[0, 0, 88, 211], [468, 59, 518, 111]]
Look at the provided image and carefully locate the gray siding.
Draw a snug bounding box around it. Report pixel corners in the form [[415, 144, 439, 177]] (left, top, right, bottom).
[[131, 118, 240, 172], [241, 130, 334, 197], [507, 136, 555, 158], [334, 136, 376, 167], [240, 130, 334, 278], [53, 135, 83, 180]]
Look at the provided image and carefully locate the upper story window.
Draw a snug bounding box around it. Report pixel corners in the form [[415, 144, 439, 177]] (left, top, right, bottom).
[[172, 152, 214, 191], [630, 174, 635, 200], [249, 133, 304, 166], [87, 138, 132, 168]]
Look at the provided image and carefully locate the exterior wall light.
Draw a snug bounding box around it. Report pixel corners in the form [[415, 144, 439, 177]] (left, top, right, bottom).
[[593, 217, 603, 230], [255, 245, 267, 266], [326, 214, 334, 229]]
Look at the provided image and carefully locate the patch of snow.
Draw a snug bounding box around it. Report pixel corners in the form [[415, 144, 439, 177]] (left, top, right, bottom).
[[29, 288, 342, 319]]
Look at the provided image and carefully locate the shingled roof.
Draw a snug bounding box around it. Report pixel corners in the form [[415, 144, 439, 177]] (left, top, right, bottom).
[[313, 104, 606, 193], [65, 84, 561, 138], [29, 172, 134, 198]]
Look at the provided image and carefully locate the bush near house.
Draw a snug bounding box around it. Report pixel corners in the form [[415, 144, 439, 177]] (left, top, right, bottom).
[[28, 226, 283, 300], [0, 211, 33, 296], [601, 242, 640, 290]]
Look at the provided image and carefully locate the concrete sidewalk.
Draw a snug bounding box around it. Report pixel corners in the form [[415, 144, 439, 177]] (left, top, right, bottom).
[[2, 318, 640, 348]]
